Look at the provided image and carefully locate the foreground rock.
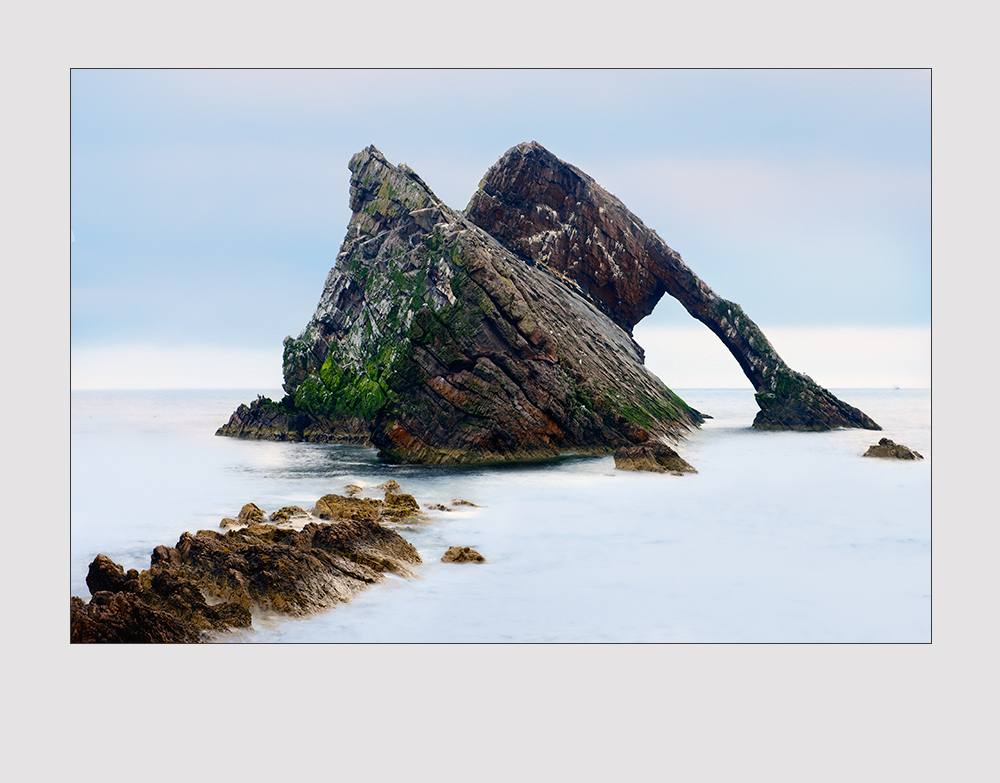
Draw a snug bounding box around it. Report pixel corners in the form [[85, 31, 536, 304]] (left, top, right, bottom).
[[441, 546, 486, 563], [72, 498, 423, 643], [466, 142, 880, 433], [614, 442, 698, 475], [219, 144, 703, 464], [863, 438, 924, 460], [71, 554, 252, 643]]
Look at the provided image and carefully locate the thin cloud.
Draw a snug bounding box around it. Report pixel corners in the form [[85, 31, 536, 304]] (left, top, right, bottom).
[[633, 324, 930, 389], [71, 344, 284, 390]]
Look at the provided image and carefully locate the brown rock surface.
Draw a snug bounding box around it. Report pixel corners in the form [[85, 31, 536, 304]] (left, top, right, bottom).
[[270, 505, 309, 524], [381, 489, 421, 519], [72, 552, 253, 643], [71, 511, 423, 642], [863, 438, 924, 460], [172, 521, 420, 615], [236, 502, 266, 525], [441, 546, 486, 563], [614, 442, 698, 475], [311, 494, 382, 521]]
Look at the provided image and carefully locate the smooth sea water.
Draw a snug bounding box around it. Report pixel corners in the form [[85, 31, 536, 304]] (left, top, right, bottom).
[[70, 387, 931, 643]]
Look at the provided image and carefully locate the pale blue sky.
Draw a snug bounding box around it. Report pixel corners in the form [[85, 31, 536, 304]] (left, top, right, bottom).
[[70, 68, 930, 388]]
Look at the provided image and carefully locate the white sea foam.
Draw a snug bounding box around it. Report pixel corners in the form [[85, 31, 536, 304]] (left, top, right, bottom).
[[71, 387, 930, 643]]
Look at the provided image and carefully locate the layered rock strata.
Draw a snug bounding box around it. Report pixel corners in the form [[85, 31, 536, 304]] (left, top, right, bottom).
[[466, 142, 880, 432], [71, 503, 423, 642], [219, 145, 703, 463]]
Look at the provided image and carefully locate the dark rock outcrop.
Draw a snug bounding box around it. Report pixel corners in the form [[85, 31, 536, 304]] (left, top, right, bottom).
[[219, 145, 703, 464], [170, 520, 420, 616], [71, 553, 253, 644], [216, 395, 371, 443], [71, 508, 423, 642], [614, 442, 698, 475], [441, 546, 486, 563], [466, 142, 880, 433], [863, 438, 924, 460]]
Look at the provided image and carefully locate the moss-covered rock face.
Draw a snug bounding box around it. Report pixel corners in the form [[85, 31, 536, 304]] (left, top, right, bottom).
[[219, 144, 704, 463]]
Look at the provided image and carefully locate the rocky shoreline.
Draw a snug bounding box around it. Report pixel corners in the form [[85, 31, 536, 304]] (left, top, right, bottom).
[[71, 483, 481, 643]]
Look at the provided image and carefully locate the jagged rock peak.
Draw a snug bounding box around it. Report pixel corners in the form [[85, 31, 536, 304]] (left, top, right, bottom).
[[218, 145, 703, 463], [347, 145, 443, 230]]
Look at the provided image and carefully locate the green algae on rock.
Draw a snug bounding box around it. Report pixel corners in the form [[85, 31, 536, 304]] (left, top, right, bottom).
[[218, 145, 704, 463]]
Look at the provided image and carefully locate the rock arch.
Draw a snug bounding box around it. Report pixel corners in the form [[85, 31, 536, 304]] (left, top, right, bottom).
[[466, 142, 880, 431]]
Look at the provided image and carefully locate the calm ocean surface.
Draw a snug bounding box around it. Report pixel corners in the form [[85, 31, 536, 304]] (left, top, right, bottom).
[[71, 387, 931, 643]]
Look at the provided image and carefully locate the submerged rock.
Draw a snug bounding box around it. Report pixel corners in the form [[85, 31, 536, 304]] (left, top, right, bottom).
[[441, 546, 486, 564], [426, 503, 453, 512], [307, 484, 426, 524], [382, 489, 421, 518], [219, 145, 702, 464], [614, 442, 698, 475], [270, 505, 309, 524], [236, 502, 266, 525], [863, 438, 924, 460], [71, 553, 253, 643]]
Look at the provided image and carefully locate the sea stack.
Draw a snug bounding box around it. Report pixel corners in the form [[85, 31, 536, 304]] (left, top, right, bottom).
[[218, 142, 880, 461], [218, 145, 703, 463]]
